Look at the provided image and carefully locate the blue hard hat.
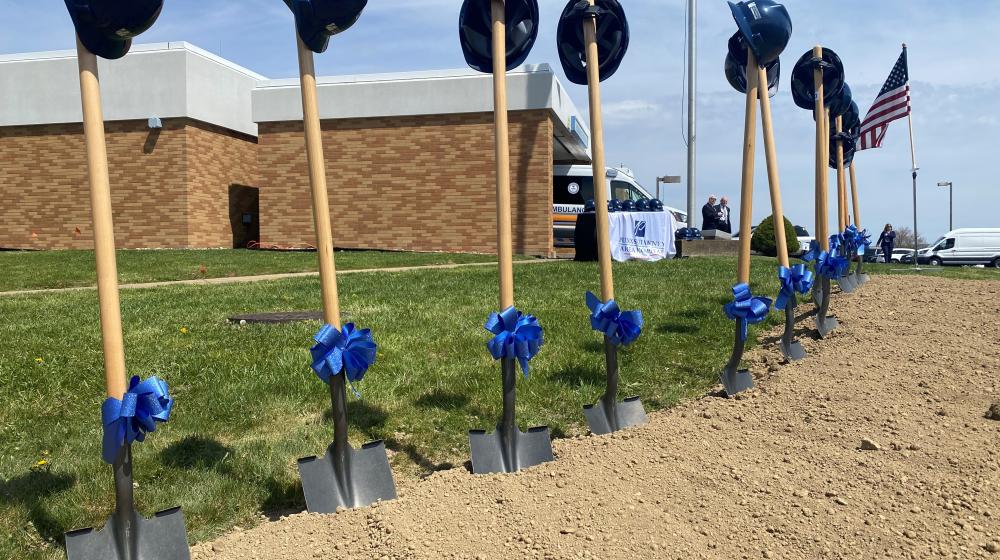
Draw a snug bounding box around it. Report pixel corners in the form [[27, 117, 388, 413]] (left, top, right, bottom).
[[829, 132, 857, 169], [842, 101, 861, 138], [64, 0, 163, 60], [584, 199, 597, 212], [790, 47, 846, 111], [728, 0, 792, 67], [826, 83, 853, 119], [649, 199, 665, 212], [557, 0, 629, 86], [635, 199, 650, 212], [286, 0, 367, 54], [608, 199, 622, 212], [459, 0, 539, 74], [620, 199, 636, 212], [690, 228, 703, 239], [725, 32, 780, 97]]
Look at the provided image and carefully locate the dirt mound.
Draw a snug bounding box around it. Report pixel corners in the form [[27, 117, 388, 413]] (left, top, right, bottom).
[[192, 275, 1000, 560]]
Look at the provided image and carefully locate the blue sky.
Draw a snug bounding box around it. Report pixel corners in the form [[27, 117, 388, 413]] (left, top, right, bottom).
[[3, 0, 998, 241]]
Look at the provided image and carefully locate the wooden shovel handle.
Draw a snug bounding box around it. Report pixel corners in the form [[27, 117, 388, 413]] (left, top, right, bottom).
[[849, 162, 862, 229], [812, 46, 829, 252], [757, 64, 789, 269], [835, 115, 847, 232], [583, 0, 614, 302], [76, 38, 127, 399], [297, 35, 341, 327], [736, 49, 759, 284], [491, 0, 515, 309]]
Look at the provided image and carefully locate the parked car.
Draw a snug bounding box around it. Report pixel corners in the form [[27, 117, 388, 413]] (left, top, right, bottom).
[[865, 248, 884, 263], [914, 228, 1000, 267], [552, 165, 687, 247], [793, 225, 814, 257], [891, 248, 915, 263]]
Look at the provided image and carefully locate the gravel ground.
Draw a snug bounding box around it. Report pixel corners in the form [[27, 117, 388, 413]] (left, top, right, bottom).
[[193, 275, 1000, 560]]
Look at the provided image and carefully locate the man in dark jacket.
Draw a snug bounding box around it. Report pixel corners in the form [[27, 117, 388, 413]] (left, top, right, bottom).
[[716, 196, 733, 234], [702, 195, 719, 231]]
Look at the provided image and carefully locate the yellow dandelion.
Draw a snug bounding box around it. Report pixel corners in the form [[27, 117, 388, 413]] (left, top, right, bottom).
[[179, 327, 189, 334], [34, 357, 45, 364]]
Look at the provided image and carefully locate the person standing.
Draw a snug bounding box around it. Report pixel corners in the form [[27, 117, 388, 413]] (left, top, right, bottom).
[[702, 194, 719, 231], [716, 196, 733, 234], [877, 223, 896, 263]]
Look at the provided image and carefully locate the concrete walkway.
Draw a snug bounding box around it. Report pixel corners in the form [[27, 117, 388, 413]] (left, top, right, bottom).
[[0, 259, 556, 297]]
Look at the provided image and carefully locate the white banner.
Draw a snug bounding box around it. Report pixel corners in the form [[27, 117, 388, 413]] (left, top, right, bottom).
[[609, 211, 678, 262]]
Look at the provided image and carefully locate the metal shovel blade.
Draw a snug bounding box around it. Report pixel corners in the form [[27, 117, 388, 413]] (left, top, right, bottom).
[[815, 278, 839, 339], [468, 359, 553, 474], [719, 324, 753, 397], [297, 439, 397, 513], [583, 339, 647, 435], [469, 424, 554, 474], [836, 272, 857, 293], [66, 446, 190, 560], [779, 303, 807, 362], [66, 507, 190, 560], [584, 396, 648, 436]]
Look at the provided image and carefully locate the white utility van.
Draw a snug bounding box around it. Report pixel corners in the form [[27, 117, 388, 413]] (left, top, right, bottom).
[[916, 228, 1000, 267], [552, 165, 688, 248]]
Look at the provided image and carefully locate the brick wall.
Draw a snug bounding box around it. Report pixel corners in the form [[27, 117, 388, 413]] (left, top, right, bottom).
[[257, 110, 555, 257], [185, 121, 259, 248], [0, 119, 257, 250]]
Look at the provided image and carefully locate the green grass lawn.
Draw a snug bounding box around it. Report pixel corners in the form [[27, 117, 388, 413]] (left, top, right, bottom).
[[0, 249, 510, 292], [6, 253, 967, 559]]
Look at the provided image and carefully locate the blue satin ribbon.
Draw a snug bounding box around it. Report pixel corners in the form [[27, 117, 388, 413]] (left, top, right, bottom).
[[817, 250, 850, 279], [802, 240, 821, 263], [101, 376, 173, 464], [485, 306, 543, 377], [857, 229, 872, 256], [585, 291, 643, 347], [775, 265, 815, 311], [723, 283, 772, 342], [310, 323, 377, 396]]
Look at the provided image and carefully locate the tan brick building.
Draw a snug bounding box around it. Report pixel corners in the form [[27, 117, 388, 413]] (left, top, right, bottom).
[[0, 44, 589, 256]]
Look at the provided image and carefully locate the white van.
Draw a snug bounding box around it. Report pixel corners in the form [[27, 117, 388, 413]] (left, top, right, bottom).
[[553, 165, 688, 248], [916, 228, 1000, 267]]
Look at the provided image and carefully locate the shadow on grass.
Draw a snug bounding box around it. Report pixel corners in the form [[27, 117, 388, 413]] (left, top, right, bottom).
[[415, 389, 469, 410], [547, 362, 605, 388], [260, 476, 305, 520], [655, 321, 702, 335], [320, 400, 389, 437], [383, 436, 454, 477], [160, 436, 233, 473], [0, 470, 76, 545]]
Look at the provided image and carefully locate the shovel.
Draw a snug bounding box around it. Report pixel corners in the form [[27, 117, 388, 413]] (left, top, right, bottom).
[[292, 31, 396, 511], [832, 115, 857, 296], [66, 447, 189, 560], [469, 0, 553, 473], [577, 0, 647, 433], [298, 375, 396, 511], [469, 359, 554, 473], [849, 162, 871, 285], [811, 47, 838, 337], [583, 338, 648, 434], [720, 46, 761, 397], [757, 62, 807, 362], [815, 277, 839, 339], [64, 38, 190, 560]]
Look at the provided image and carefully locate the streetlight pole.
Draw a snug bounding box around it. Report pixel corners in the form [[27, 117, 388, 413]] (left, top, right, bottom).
[[685, 0, 697, 234], [656, 175, 682, 202], [937, 181, 953, 232]]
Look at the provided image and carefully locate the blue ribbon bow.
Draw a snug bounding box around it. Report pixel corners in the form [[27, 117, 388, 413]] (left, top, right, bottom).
[[585, 291, 643, 347], [310, 323, 377, 395], [723, 283, 772, 342], [485, 306, 544, 377], [101, 376, 173, 464], [857, 229, 872, 256], [775, 265, 815, 311], [817, 250, 850, 279]]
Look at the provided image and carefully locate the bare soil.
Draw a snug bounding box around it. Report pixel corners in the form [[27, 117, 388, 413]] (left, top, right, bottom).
[[193, 275, 1000, 560]]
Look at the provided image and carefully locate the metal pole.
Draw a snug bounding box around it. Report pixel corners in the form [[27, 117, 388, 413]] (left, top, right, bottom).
[[685, 0, 697, 229], [949, 184, 953, 231]]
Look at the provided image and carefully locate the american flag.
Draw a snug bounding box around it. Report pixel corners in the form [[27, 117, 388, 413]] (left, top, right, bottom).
[[858, 49, 910, 150]]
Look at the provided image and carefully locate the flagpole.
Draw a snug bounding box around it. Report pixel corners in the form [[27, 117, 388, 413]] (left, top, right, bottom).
[[903, 43, 919, 267]]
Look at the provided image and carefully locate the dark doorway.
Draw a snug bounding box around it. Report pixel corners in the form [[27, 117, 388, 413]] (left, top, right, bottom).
[[229, 185, 260, 249]]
